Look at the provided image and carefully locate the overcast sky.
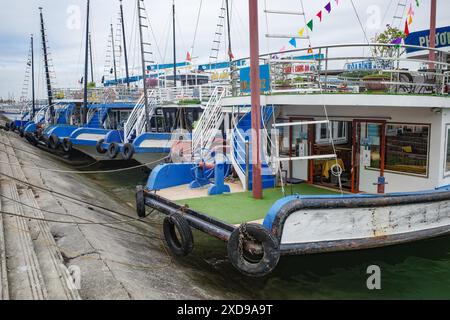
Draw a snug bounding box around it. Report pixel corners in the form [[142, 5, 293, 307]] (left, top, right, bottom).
[[0, 0, 448, 100]]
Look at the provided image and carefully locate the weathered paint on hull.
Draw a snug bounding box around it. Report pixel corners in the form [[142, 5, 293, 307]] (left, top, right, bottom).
[[273, 195, 450, 255]]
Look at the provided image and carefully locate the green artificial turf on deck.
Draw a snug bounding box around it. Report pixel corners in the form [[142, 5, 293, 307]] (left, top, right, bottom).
[[176, 184, 339, 225]]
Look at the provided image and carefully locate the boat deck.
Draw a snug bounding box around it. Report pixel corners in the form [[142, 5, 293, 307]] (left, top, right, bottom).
[[165, 183, 340, 225]]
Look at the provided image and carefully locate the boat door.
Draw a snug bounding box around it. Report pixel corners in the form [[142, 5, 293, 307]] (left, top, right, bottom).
[[352, 119, 386, 194]]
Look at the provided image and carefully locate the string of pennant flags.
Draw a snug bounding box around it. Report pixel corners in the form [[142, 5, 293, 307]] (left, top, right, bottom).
[[289, 0, 341, 49], [393, 0, 420, 44]]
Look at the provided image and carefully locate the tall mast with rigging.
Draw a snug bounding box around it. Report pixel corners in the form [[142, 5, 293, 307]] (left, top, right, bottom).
[[82, 0, 90, 125], [31, 34, 36, 118], [89, 32, 94, 83], [137, 0, 151, 132], [119, 0, 130, 88], [172, 0, 177, 87], [110, 24, 118, 83], [39, 7, 54, 122]]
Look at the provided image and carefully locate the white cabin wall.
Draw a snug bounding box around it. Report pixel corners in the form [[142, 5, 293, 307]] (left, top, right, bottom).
[[438, 110, 450, 187]]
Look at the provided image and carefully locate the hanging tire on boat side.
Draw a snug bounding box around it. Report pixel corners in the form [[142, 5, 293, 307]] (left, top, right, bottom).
[[4, 122, 10, 131], [25, 133, 38, 146], [227, 223, 280, 277], [96, 139, 107, 154], [10, 122, 16, 132], [108, 142, 120, 159], [19, 128, 24, 137], [136, 185, 146, 218], [48, 134, 60, 149], [121, 143, 134, 161], [163, 213, 194, 257], [62, 138, 72, 152]]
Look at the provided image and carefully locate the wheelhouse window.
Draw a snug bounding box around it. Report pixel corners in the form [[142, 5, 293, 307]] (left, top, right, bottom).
[[445, 125, 450, 175], [316, 121, 348, 145], [385, 124, 429, 176]]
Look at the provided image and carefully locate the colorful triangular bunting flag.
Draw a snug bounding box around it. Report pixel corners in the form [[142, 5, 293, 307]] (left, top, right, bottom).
[[404, 20, 410, 37], [307, 19, 314, 31], [325, 2, 332, 14], [289, 38, 297, 48], [298, 27, 305, 37], [316, 10, 323, 22]]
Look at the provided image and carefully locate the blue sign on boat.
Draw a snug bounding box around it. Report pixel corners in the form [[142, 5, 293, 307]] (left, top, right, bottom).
[[405, 26, 450, 53], [240, 64, 271, 93]]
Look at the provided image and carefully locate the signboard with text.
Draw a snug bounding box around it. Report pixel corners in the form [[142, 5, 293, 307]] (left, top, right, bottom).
[[405, 26, 450, 53], [240, 64, 271, 93]]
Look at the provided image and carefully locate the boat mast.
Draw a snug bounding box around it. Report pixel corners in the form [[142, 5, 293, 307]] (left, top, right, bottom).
[[248, 0, 262, 199], [137, 0, 150, 132], [225, 0, 233, 63], [39, 7, 54, 122], [31, 34, 36, 118], [172, 0, 177, 87], [119, 0, 130, 88], [428, 0, 437, 68], [89, 32, 94, 83], [82, 0, 90, 125], [110, 24, 118, 82]]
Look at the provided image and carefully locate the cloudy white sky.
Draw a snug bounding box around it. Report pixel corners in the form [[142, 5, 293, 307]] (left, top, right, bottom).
[[0, 0, 448, 99]]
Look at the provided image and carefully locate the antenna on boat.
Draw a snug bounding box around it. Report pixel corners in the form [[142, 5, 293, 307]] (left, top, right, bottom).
[[248, 0, 263, 199], [119, 0, 130, 88], [39, 7, 54, 123], [82, 0, 90, 125]]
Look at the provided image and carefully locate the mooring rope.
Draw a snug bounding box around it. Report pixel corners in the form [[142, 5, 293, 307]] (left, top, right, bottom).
[[0, 156, 169, 174]]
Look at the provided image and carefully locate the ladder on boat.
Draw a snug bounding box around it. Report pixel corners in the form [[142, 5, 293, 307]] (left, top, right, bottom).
[[191, 86, 227, 157], [124, 90, 158, 143], [391, 0, 409, 28], [264, 4, 309, 41]]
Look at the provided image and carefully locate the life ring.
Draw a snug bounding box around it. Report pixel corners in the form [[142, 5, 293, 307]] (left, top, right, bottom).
[[48, 134, 60, 149], [163, 213, 194, 257], [107, 142, 120, 159], [121, 143, 135, 161], [62, 138, 72, 152], [227, 223, 280, 277], [136, 185, 146, 218], [96, 139, 107, 154]]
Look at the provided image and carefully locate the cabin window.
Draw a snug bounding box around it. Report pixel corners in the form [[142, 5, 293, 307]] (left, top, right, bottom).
[[384, 124, 429, 176], [445, 125, 450, 176], [316, 121, 348, 145]]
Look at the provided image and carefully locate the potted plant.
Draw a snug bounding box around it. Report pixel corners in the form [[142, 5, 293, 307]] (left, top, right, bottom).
[[362, 72, 390, 92]]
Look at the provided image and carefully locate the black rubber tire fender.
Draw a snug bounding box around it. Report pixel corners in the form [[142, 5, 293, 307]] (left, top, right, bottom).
[[62, 137, 72, 152], [19, 128, 24, 137], [227, 223, 280, 277], [25, 133, 38, 146], [107, 142, 120, 159], [136, 185, 146, 218], [163, 213, 194, 257], [10, 122, 16, 132], [48, 134, 60, 149], [121, 143, 135, 161], [4, 122, 10, 131], [96, 139, 107, 154]]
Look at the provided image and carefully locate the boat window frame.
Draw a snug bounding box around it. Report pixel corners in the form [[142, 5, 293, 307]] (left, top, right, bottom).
[[443, 124, 450, 178], [366, 122, 431, 178]]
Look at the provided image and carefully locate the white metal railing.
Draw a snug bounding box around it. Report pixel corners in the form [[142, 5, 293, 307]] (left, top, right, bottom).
[[230, 110, 248, 190], [191, 86, 228, 157], [231, 43, 450, 97], [124, 90, 159, 142]]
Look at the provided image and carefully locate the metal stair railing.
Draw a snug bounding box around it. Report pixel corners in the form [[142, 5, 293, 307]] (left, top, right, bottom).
[[191, 86, 227, 156]]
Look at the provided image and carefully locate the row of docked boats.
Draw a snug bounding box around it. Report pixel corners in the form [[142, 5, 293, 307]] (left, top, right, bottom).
[[3, 0, 450, 279]]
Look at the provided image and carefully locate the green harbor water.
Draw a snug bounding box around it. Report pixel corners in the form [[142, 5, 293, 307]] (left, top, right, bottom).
[[87, 163, 450, 300]]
